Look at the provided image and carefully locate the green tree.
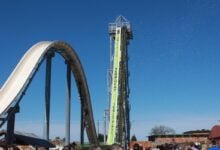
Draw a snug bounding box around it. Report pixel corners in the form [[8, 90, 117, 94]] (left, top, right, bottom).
[[98, 133, 107, 142], [131, 134, 137, 141], [150, 125, 175, 135]]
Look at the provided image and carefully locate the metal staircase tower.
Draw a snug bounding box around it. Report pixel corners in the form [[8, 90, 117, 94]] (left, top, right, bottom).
[[107, 15, 133, 148]]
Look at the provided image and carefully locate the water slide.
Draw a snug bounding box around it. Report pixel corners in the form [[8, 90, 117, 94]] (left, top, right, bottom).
[[0, 41, 98, 145], [107, 27, 122, 144]]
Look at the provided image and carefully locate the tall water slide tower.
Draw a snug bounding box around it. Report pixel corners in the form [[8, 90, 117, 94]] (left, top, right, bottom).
[[107, 16, 133, 148]]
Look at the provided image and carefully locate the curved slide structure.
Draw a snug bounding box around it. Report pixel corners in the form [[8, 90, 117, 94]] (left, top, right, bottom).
[[0, 41, 98, 145]]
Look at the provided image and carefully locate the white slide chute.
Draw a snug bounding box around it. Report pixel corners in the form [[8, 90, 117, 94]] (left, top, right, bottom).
[[0, 41, 98, 145]]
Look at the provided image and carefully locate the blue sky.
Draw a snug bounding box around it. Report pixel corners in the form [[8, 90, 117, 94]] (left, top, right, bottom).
[[1, 0, 220, 141]]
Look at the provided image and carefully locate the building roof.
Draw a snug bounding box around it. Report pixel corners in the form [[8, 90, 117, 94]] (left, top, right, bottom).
[[0, 130, 55, 148], [209, 125, 220, 139], [183, 129, 210, 135], [149, 134, 208, 138]]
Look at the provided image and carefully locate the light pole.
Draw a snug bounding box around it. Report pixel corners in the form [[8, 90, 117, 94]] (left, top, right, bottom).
[[97, 120, 100, 136], [104, 109, 109, 144], [130, 120, 135, 138]]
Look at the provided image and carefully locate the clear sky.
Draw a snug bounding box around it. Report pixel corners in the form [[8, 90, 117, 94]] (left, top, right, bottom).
[[1, 0, 220, 141]]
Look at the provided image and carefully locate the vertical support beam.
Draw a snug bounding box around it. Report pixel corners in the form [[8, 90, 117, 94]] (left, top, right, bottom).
[[127, 101, 130, 149], [44, 52, 53, 140], [126, 42, 130, 149], [80, 99, 84, 145], [6, 106, 19, 146], [109, 36, 113, 110], [65, 62, 71, 145]]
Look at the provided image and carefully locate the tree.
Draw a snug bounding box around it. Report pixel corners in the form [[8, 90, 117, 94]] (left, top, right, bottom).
[[98, 133, 104, 142], [150, 125, 175, 135], [62, 137, 65, 142], [131, 134, 137, 141], [98, 133, 107, 143]]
